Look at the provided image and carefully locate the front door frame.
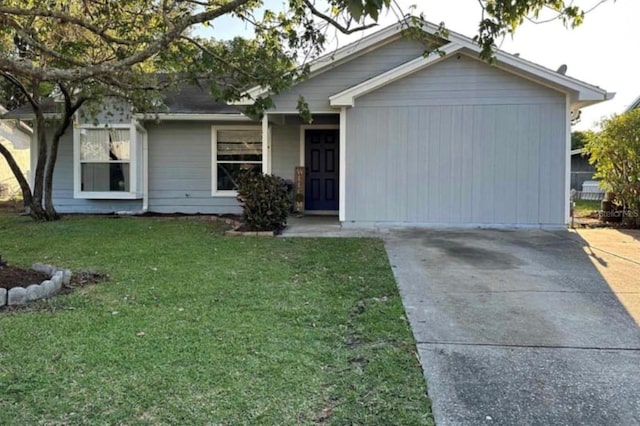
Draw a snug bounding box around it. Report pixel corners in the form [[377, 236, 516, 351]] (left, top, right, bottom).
[[299, 124, 340, 215]]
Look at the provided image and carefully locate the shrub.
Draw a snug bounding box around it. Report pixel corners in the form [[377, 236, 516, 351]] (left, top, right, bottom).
[[586, 109, 640, 227], [236, 169, 292, 232]]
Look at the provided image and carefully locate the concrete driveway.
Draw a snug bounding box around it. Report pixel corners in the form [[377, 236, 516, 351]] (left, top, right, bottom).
[[384, 229, 640, 425]]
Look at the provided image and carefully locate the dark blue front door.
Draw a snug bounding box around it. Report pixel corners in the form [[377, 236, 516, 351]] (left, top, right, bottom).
[[305, 129, 339, 211]]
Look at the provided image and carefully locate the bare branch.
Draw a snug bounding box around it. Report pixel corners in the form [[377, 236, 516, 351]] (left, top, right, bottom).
[[301, 0, 378, 34], [180, 36, 259, 81], [0, 71, 38, 110]]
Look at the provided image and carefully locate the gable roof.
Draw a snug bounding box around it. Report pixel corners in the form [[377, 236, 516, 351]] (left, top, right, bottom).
[[626, 95, 640, 112], [238, 18, 613, 109]]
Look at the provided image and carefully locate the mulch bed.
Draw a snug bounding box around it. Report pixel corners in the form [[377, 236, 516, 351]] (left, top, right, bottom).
[[1, 266, 109, 313], [0, 265, 49, 290]]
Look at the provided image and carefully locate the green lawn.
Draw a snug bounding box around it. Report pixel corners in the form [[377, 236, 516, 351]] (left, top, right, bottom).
[[574, 199, 601, 217], [0, 215, 432, 425]]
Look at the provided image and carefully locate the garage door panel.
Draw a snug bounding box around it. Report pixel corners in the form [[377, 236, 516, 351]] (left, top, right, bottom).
[[345, 103, 565, 226]]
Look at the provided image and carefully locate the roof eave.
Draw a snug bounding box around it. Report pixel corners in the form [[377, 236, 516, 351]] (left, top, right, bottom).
[[238, 18, 611, 109], [133, 113, 251, 121]]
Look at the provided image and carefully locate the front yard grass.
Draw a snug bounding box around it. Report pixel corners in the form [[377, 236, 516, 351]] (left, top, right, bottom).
[[573, 199, 601, 218], [0, 215, 432, 425]]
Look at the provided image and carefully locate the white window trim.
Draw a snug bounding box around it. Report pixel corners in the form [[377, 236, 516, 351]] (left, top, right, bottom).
[[211, 124, 265, 197], [73, 123, 141, 199]]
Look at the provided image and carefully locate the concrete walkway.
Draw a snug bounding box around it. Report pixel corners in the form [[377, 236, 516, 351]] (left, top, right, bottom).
[[280, 216, 378, 237], [574, 228, 640, 326], [384, 229, 640, 425]]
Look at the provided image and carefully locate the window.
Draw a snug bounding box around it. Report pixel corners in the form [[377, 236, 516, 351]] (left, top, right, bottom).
[[80, 128, 130, 192], [212, 126, 262, 195], [74, 124, 144, 199]]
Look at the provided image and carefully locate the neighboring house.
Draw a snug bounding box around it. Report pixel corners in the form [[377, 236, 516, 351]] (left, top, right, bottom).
[[570, 148, 597, 191], [0, 105, 32, 200], [626, 95, 640, 112], [5, 19, 613, 227]]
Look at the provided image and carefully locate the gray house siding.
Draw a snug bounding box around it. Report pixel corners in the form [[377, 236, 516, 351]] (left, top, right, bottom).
[[146, 119, 307, 214], [344, 55, 567, 226], [47, 118, 312, 215], [271, 124, 299, 181], [270, 37, 426, 112], [49, 127, 142, 213], [146, 121, 241, 214]]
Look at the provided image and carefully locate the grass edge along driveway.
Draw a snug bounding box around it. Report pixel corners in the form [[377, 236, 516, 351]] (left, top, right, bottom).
[[0, 215, 433, 425]]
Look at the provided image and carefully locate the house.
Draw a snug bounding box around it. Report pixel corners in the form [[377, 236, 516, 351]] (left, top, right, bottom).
[[0, 105, 32, 200], [627, 95, 640, 112], [5, 20, 612, 227], [570, 148, 597, 191]]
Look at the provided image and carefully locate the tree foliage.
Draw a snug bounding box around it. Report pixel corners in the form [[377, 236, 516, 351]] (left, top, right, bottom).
[[571, 130, 589, 151], [586, 110, 640, 227], [0, 0, 610, 220], [475, 0, 589, 60]]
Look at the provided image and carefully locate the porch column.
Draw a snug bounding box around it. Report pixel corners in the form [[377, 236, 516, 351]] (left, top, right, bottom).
[[339, 107, 347, 222], [262, 113, 271, 174], [564, 95, 571, 225]]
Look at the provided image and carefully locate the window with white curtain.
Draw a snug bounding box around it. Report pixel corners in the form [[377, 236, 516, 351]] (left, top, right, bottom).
[[212, 126, 262, 194], [74, 125, 143, 199], [79, 128, 130, 192]]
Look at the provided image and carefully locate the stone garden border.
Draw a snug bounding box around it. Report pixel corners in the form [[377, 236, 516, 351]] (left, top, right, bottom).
[[0, 264, 72, 307]]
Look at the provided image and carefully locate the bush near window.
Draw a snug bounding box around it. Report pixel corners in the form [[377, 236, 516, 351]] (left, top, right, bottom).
[[236, 170, 292, 232], [586, 109, 640, 227]]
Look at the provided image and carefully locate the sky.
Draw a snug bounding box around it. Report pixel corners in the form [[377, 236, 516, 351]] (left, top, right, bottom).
[[205, 0, 638, 131]]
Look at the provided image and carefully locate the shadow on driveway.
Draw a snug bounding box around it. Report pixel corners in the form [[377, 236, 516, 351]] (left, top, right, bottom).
[[385, 228, 640, 426]]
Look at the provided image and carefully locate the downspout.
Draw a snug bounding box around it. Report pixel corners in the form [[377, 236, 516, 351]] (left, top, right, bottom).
[[142, 127, 149, 213]]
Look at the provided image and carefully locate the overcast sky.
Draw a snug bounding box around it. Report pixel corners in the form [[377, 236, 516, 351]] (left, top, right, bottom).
[[207, 0, 637, 131]]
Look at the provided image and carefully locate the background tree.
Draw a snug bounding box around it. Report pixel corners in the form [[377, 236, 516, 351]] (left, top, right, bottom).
[[585, 109, 640, 227], [0, 0, 608, 220], [571, 130, 590, 151]]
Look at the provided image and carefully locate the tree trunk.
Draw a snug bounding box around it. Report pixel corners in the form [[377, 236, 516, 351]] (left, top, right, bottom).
[[30, 113, 48, 220], [0, 141, 33, 211], [43, 117, 71, 221]]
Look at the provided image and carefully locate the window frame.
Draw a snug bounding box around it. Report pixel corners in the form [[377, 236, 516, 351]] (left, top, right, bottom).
[[211, 125, 264, 197], [73, 122, 142, 199]]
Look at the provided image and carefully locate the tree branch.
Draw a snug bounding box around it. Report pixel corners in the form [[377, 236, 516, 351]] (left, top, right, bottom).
[[0, 141, 32, 207], [3, 16, 88, 68], [0, 0, 253, 82], [0, 5, 139, 46], [0, 72, 38, 111], [180, 36, 259, 81], [301, 0, 378, 34]]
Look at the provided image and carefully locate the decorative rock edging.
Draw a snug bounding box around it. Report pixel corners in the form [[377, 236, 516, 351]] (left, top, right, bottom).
[[1, 264, 72, 307]]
